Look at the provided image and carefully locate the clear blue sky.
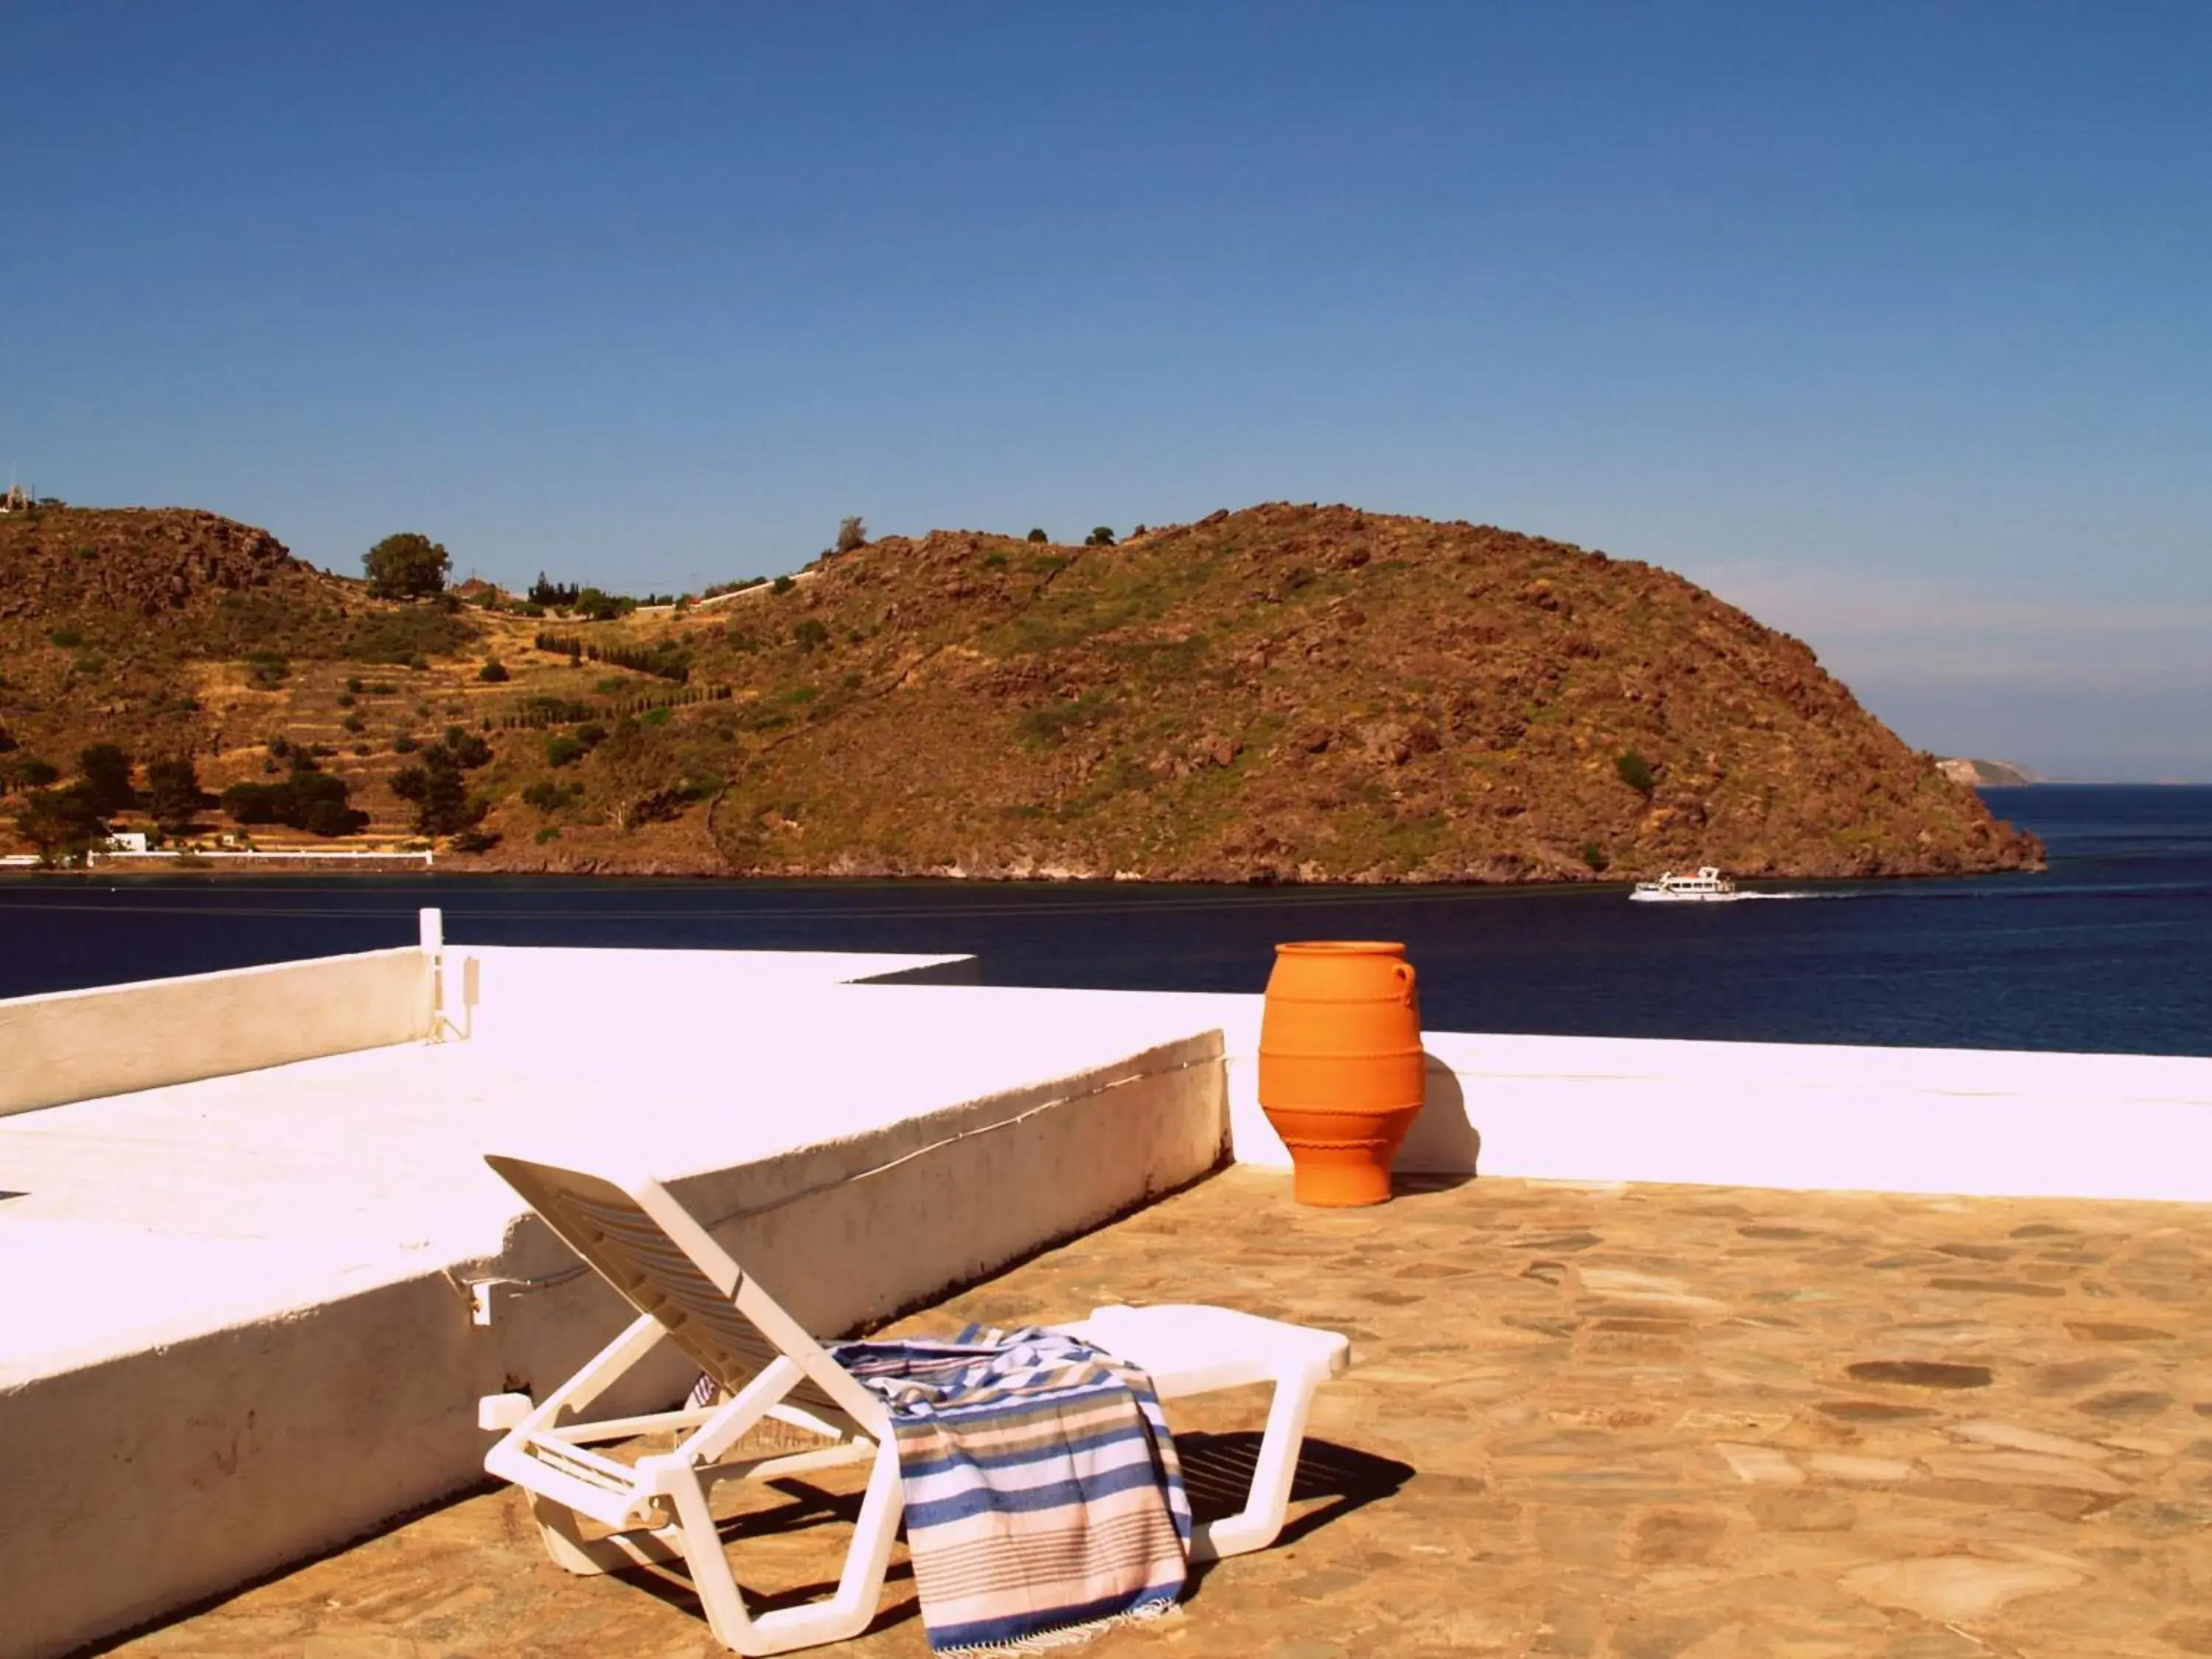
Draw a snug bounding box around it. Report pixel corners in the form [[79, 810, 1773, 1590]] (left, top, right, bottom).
[[6, 4, 2207, 778]]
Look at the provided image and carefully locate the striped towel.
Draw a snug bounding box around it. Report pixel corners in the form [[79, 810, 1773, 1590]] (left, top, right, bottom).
[[830, 1324, 1191, 1655]]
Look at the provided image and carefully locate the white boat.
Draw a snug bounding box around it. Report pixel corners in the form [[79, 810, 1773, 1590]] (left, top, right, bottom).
[[1630, 866, 1739, 902]]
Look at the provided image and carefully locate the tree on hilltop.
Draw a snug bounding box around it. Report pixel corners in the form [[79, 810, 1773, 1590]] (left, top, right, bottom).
[[574, 587, 630, 622], [835, 516, 867, 554], [529, 573, 580, 608], [364, 533, 452, 599]]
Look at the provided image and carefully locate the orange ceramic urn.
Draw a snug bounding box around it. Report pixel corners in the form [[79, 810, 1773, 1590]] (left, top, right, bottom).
[[1257, 941, 1426, 1206]]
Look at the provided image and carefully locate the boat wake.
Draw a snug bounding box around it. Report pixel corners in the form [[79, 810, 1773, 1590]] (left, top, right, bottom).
[[1630, 888, 1851, 905]]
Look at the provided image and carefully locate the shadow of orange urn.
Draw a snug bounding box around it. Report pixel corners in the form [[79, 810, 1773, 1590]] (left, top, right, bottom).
[[1257, 941, 1426, 1206]]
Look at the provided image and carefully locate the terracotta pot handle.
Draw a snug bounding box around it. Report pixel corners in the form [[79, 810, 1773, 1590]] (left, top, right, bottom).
[[1393, 961, 1417, 1004]]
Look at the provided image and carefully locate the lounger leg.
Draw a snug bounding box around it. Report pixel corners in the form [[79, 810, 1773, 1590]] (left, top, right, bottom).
[[836, 1433, 905, 1614], [529, 1493, 683, 1577], [667, 1436, 905, 1656], [532, 1492, 621, 1576], [1189, 1367, 1322, 1563], [668, 1466, 767, 1654]]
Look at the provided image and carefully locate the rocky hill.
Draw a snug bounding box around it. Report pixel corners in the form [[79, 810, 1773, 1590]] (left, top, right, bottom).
[[0, 507, 481, 844], [0, 501, 2042, 881], [0, 507, 306, 619]]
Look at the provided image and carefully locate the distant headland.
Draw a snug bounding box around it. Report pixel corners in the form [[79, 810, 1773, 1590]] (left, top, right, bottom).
[[1936, 757, 2040, 787]]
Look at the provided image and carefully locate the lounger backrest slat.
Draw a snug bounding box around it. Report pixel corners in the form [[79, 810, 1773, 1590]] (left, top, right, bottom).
[[493, 1157, 848, 1419], [554, 1191, 792, 1388]]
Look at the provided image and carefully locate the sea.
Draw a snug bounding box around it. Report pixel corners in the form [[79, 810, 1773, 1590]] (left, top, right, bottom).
[[0, 785, 2205, 1057]]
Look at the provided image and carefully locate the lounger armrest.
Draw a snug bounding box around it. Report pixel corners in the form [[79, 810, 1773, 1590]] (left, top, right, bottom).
[[1060, 1304, 1352, 1394], [485, 1439, 659, 1531]]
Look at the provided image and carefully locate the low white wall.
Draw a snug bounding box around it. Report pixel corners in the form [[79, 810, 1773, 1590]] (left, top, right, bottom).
[[0, 947, 437, 1118], [1, 1030, 1227, 1659], [1222, 1022, 2212, 1203]]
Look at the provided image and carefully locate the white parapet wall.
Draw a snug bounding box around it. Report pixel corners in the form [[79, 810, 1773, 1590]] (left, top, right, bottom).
[[1193, 1001, 2212, 1203], [880, 987, 2212, 1203], [1396, 1030, 2212, 1201], [0, 945, 438, 1117]]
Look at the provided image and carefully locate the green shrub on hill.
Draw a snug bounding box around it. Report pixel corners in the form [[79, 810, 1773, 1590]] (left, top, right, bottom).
[[534, 633, 690, 683], [220, 766, 368, 837], [439, 726, 492, 768], [77, 743, 136, 813], [574, 588, 633, 622], [521, 779, 584, 815], [344, 608, 478, 665], [504, 696, 596, 728], [390, 743, 482, 836], [145, 757, 211, 835], [13, 785, 108, 863], [1015, 689, 1116, 749]]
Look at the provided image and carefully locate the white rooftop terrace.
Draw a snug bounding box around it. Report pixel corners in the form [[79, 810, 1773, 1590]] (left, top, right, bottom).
[[1, 917, 2208, 1656]]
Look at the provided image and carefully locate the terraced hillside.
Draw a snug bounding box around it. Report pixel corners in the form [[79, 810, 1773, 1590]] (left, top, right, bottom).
[[0, 508, 682, 854]]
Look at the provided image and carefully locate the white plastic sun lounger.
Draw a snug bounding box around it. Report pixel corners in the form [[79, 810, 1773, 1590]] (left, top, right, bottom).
[[476, 1154, 1351, 1657]]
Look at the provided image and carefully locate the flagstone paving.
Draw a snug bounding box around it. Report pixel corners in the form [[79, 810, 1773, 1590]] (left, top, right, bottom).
[[104, 1168, 2212, 1658]]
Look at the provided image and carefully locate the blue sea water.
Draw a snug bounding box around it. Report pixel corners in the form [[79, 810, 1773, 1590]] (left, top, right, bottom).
[[0, 785, 2205, 1057]]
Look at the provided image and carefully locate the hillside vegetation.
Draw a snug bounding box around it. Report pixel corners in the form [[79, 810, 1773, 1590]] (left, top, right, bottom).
[[0, 502, 2042, 880]]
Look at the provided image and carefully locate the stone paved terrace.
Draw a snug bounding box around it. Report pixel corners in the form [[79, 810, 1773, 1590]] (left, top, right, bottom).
[[107, 1168, 2212, 1659]]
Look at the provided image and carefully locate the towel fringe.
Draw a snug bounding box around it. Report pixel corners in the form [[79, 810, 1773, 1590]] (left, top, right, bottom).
[[938, 1597, 1183, 1656]]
